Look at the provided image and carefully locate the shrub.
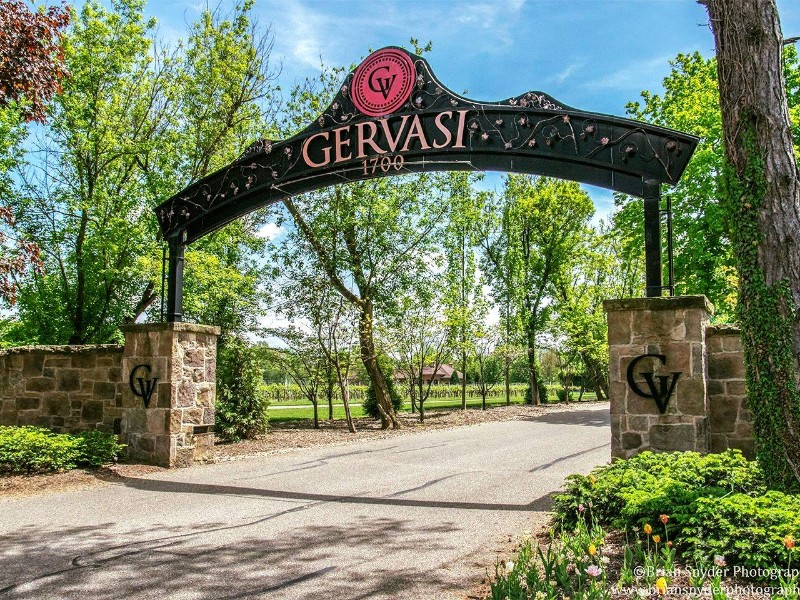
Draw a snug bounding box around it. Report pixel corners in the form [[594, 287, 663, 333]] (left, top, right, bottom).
[[363, 354, 403, 419], [0, 426, 124, 474], [0, 426, 81, 473], [556, 388, 570, 403], [75, 430, 126, 466], [216, 336, 270, 441], [551, 450, 800, 569]]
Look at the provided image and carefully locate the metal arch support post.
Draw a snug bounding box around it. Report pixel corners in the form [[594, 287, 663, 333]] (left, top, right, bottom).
[[643, 179, 663, 298], [166, 234, 185, 322]]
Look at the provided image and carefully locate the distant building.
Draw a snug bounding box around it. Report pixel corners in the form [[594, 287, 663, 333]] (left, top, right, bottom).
[[394, 364, 463, 384]]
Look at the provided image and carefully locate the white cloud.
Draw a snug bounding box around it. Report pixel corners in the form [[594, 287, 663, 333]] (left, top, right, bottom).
[[256, 222, 284, 240], [552, 62, 581, 86]]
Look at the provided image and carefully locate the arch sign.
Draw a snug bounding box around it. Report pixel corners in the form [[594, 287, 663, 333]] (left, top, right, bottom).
[[157, 47, 698, 322]]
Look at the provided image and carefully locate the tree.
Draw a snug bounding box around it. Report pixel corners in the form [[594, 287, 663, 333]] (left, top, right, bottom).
[[552, 222, 641, 402], [280, 175, 447, 429], [441, 173, 485, 410], [386, 291, 449, 422], [619, 49, 800, 318], [468, 329, 502, 410], [267, 334, 325, 429], [0, 0, 69, 123], [10, 0, 276, 344], [216, 335, 269, 441], [486, 176, 593, 405], [701, 0, 800, 490]]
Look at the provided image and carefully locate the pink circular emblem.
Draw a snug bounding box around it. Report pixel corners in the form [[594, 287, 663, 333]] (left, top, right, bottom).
[[351, 49, 415, 117]]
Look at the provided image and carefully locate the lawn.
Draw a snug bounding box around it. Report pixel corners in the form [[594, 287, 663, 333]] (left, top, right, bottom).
[[267, 392, 598, 423]]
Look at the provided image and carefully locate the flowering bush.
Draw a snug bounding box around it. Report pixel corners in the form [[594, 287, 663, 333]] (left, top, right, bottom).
[[552, 450, 799, 570]]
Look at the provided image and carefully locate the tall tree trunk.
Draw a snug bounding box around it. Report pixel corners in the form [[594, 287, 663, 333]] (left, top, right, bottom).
[[504, 359, 511, 405], [460, 350, 467, 410], [358, 300, 399, 429], [703, 0, 800, 488], [312, 399, 319, 429], [336, 372, 355, 433], [526, 325, 540, 405]]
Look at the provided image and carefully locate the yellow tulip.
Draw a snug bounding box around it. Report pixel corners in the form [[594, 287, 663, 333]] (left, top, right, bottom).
[[656, 577, 667, 596], [588, 544, 597, 556], [643, 523, 653, 535]]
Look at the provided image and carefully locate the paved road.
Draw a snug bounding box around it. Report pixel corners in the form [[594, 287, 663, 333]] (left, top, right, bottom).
[[0, 405, 610, 600]]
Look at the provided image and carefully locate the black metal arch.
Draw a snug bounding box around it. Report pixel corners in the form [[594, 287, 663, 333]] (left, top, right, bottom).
[[156, 47, 698, 322]]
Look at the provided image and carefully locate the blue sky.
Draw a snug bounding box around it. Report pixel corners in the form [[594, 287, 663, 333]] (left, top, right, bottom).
[[144, 0, 800, 217]]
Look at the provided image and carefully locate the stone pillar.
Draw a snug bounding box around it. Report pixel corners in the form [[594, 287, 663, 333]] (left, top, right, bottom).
[[604, 296, 713, 459], [120, 323, 219, 467]]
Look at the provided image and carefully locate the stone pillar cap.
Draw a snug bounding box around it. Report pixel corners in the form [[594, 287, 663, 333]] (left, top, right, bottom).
[[603, 295, 714, 315], [119, 322, 222, 336]]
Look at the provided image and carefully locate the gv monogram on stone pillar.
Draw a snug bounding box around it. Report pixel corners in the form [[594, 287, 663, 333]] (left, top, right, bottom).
[[120, 323, 220, 467], [604, 296, 712, 459]]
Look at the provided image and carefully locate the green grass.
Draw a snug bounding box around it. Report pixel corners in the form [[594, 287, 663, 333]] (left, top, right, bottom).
[[267, 391, 600, 423]]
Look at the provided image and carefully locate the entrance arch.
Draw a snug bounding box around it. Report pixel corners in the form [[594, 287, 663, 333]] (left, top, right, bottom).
[[156, 46, 698, 321]]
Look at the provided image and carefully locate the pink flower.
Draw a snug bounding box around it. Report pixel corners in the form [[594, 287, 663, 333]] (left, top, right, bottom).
[[578, 504, 586, 512], [714, 555, 727, 567], [586, 565, 602, 578]]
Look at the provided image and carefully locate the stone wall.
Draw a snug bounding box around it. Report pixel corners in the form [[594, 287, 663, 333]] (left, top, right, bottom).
[[605, 295, 754, 460], [120, 323, 219, 467], [706, 325, 753, 456], [0, 345, 124, 433], [0, 322, 220, 468]]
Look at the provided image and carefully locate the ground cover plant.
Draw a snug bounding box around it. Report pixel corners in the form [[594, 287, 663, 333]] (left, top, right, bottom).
[[0, 426, 125, 474], [488, 451, 800, 599]]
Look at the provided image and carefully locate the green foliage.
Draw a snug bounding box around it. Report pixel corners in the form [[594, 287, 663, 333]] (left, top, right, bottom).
[[551, 450, 800, 569], [75, 429, 126, 466], [489, 515, 609, 600], [0, 426, 123, 474], [363, 354, 402, 419], [216, 337, 269, 441]]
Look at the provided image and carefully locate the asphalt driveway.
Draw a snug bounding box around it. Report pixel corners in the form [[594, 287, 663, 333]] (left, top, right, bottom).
[[0, 404, 610, 600]]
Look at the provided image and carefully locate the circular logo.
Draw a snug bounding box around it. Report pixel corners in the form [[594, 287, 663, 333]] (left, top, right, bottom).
[[351, 49, 415, 117]]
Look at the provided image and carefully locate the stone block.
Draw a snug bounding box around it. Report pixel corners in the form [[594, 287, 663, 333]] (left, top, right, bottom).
[[177, 382, 196, 408], [44, 397, 71, 417], [709, 398, 739, 433], [182, 408, 203, 425], [607, 311, 632, 346], [16, 397, 40, 411], [729, 437, 755, 459], [726, 380, 746, 395], [708, 353, 745, 380], [202, 406, 215, 425], [93, 381, 117, 400], [81, 401, 104, 423], [707, 380, 725, 396], [56, 369, 81, 392], [26, 377, 54, 392], [684, 309, 707, 342], [22, 354, 45, 377], [675, 379, 706, 415], [145, 409, 168, 434], [205, 360, 216, 382], [17, 411, 40, 426], [44, 357, 70, 368], [626, 393, 662, 416], [706, 334, 723, 354], [649, 423, 697, 452], [107, 367, 121, 382], [184, 348, 205, 367], [709, 433, 728, 453], [193, 433, 215, 463], [627, 415, 650, 431], [71, 354, 97, 369], [622, 432, 642, 449], [196, 385, 213, 408], [722, 335, 743, 352]]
